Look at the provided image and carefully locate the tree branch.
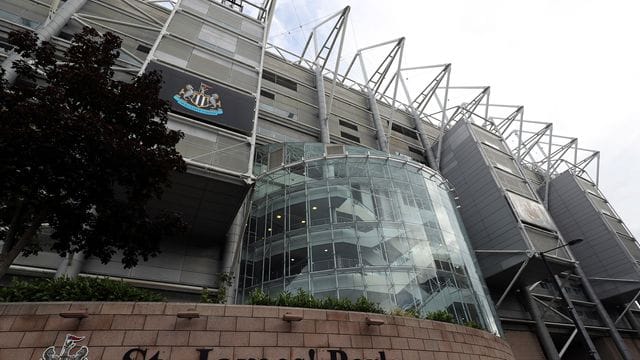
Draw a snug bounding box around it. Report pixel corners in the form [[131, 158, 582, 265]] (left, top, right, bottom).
[[2, 199, 25, 254]]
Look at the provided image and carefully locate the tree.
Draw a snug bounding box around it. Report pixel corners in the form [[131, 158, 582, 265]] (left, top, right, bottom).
[[0, 27, 187, 278]]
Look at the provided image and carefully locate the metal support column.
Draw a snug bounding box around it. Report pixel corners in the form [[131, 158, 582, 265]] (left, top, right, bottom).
[[540, 254, 601, 359], [1, 0, 88, 84], [315, 65, 330, 143], [222, 195, 252, 304], [368, 90, 389, 152], [520, 285, 560, 360], [575, 265, 633, 359], [357, 53, 389, 153], [397, 75, 436, 167], [55, 252, 85, 278]]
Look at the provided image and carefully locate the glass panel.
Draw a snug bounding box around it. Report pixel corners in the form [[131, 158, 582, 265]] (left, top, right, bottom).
[[329, 185, 353, 223], [326, 158, 347, 178], [287, 233, 309, 276], [312, 273, 337, 295], [310, 229, 334, 271], [240, 148, 501, 334], [308, 187, 331, 227], [269, 247, 284, 281], [347, 158, 368, 177], [287, 192, 307, 231], [357, 222, 386, 266], [365, 271, 393, 309], [374, 189, 397, 221], [392, 271, 420, 310]]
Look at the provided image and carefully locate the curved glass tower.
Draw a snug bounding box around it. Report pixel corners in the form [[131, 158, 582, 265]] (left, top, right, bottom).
[[238, 143, 499, 332]]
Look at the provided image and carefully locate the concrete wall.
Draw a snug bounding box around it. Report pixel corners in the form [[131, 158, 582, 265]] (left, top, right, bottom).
[[0, 302, 514, 360]]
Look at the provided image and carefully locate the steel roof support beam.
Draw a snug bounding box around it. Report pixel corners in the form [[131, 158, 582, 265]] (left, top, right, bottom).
[[121, 0, 166, 26], [344, 38, 405, 152], [496, 106, 524, 136], [434, 72, 451, 170], [342, 37, 404, 91], [543, 138, 578, 173], [515, 123, 552, 161], [1, 0, 89, 84], [301, 7, 350, 144], [512, 126, 601, 183], [360, 53, 389, 152], [574, 151, 600, 179], [299, 6, 349, 71], [448, 87, 491, 126], [413, 64, 451, 114], [388, 63, 450, 168], [384, 44, 405, 151], [315, 66, 330, 143], [397, 73, 437, 168]]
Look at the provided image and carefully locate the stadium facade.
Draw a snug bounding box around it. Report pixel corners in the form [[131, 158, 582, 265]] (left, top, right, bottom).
[[1, 0, 640, 359]]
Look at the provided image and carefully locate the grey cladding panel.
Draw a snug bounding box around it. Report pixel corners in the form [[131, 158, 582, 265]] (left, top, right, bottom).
[[264, 55, 315, 85], [441, 121, 529, 278], [546, 172, 640, 299]]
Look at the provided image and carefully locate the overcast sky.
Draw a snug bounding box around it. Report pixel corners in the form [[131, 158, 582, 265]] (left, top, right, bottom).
[[267, 0, 640, 237]]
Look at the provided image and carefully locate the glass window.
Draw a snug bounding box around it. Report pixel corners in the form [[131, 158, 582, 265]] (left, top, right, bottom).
[[306, 163, 325, 181], [374, 189, 397, 221], [368, 162, 390, 179], [326, 158, 347, 178], [309, 187, 331, 227], [347, 158, 368, 177], [287, 197, 307, 231], [241, 148, 500, 334], [389, 163, 408, 182], [391, 271, 420, 310], [268, 239, 284, 281], [310, 229, 334, 271], [334, 242, 359, 268], [312, 243, 335, 271], [312, 273, 337, 294], [357, 223, 386, 266], [285, 274, 309, 292], [287, 234, 309, 276], [365, 271, 393, 309], [329, 186, 354, 223]]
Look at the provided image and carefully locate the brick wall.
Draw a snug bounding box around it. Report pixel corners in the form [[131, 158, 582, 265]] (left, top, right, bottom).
[[503, 331, 545, 360], [0, 302, 515, 360]]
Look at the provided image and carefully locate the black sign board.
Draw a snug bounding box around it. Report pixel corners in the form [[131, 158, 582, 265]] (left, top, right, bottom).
[[147, 62, 256, 136]]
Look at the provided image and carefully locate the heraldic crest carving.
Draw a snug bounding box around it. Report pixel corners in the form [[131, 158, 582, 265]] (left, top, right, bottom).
[[173, 82, 223, 116], [41, 334, 89, 360]]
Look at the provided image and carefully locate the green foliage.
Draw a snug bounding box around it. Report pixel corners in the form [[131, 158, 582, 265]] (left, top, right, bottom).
[[464, 321, 482, 329], [247, 288, 274, 306], [425, 310, 455, 323], [389, 307, 420, 318], [0, 27, 186, 278], [352, 295, 385, 313], [0, 276, 165, 302], [201, 272, 233, 304], [245, 289, 483, 330], [246, 289, 384, 314]]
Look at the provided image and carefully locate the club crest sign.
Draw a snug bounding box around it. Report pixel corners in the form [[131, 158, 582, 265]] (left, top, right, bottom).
[[173, 83, 223, 116], [147, 61, 256, 136], [41, 334, 88, 360]]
